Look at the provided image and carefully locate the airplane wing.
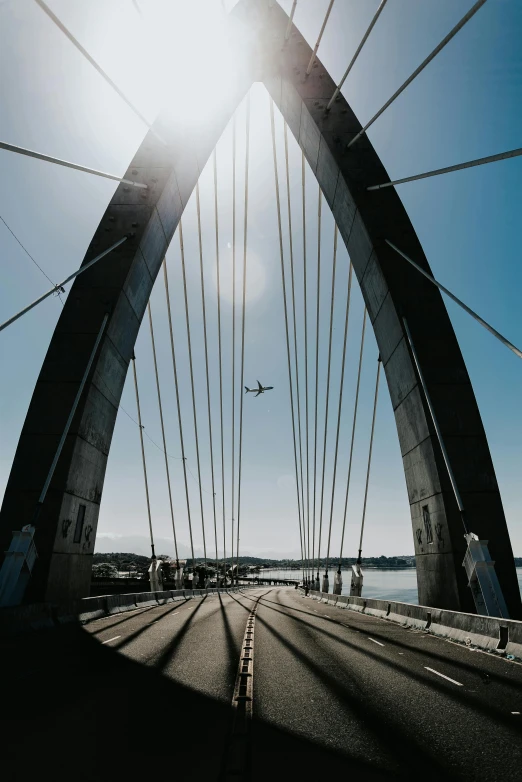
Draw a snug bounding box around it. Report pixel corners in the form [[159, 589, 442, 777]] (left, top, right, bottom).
[[257, 380, 263, 390], [255, 390, 262, 397]]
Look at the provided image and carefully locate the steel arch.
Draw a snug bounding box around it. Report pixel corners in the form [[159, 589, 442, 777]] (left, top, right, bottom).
[[0, 0, 519, 616]]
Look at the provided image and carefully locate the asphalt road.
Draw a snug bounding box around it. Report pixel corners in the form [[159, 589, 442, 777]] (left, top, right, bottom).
[[2, 587, 521, 781]]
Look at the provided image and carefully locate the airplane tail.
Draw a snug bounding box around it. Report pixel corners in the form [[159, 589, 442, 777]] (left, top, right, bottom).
[[244, 386, 251, 393]]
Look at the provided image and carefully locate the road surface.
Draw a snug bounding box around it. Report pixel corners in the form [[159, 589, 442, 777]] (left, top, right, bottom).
[[2, 587, 521, 780]]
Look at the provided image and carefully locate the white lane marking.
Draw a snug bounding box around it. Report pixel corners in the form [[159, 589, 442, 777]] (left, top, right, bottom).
[[94, 607, 150, 621], [511, 711, 520, 715], [323, 614, 332, 619], [368, 637, 385, 647], [341, 623, 351, 628], [424, 667, 463, 686], [102, 636, 121, 645]]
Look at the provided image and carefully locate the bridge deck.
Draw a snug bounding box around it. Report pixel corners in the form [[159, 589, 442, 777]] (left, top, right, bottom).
[[2, 587, 520, 780]]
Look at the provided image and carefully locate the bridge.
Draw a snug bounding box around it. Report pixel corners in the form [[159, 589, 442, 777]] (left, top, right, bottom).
[[0, 0, 521, 778]]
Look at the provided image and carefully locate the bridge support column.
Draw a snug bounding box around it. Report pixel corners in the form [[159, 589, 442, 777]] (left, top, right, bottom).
[[333, 570, 342, 595], [350, 565, 363, 597], [149, 559, 163, 593], [322, 573, 330, 593]]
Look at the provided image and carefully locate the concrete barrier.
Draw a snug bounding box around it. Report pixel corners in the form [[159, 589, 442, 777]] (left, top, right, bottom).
[[347, 597, 366, 614], [300, 588, 522, 661], [505, 621, 522, 660], [106, 593, 137, 615], [57, 597, 107, 624], [75, 596, 108, 623], [428, 609, 505, 653], [155, 590, 172, 605], [134, 592, 159, 608], [354, 598, 390, 621]]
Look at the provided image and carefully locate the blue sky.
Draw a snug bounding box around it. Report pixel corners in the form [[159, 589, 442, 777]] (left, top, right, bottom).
[[0, 0, 520, 560]]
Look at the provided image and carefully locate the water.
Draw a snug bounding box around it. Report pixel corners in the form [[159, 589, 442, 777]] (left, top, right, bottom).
[[259, 567, 522, 605]]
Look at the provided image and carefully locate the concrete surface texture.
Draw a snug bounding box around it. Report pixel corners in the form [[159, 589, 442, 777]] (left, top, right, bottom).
[[2, 587, 521, 780], [0, 0, 519, 616]]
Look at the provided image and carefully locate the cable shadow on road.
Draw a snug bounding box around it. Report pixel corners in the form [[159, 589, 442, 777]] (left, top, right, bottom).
[[252, 606, 460, 780], [333, 612, 522, 693], [109, 597, 199, 653], [253, 593, 522, 737], [261, 591, 522, 693], [286, 594, 522, 694], [88, 599, 192, 635], [148, 593, 210, 672], [2, 621, 412, 781], [216, 591, 244, 688]]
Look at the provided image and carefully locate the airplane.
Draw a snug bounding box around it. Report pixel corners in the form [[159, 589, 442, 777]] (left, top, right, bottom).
[[245, 380, 274, 398]]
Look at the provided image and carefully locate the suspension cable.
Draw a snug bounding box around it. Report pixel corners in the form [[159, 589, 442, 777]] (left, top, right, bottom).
[[347, 0, 488, 148], [0, 213, 62, 297], [179, 219, 207, 570], [147, 302, 179, 565], [194, 180, 217, 581], [236, 93, 251, 584], [301, 152, 311, 585], [356, 358, 381, 563], [306, 0, 335, 75], [322, 261, 354, 573], [0, 141, 148, 189], [163, 258, 196, 569], [270, 98, 305, 585], [131, 354, 156, 560], [34, 0, 164, 144], [386, 239, 522, 360], [326, 0, 388, 111], [312, 188, 322, 580], [317, 225, 338, 578], [338, 309, 367, 563], [368, 147, 522, 190], [230, 114, 237, 585], [213, 149, 226, 585], [196, 181, 217, 568], [285, 1, 298, 41], [284, 121, 307, 583], [0, 235, 128, 333]]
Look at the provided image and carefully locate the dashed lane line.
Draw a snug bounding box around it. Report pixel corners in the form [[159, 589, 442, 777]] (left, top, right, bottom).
[[368, 637, 385, 647], [93, 607, 152, 621], [101, 636, 121, 645], [424, 667, 463, 686]]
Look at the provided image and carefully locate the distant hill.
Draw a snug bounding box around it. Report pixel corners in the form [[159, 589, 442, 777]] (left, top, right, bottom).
[[92, 552, 417, 569], [92, 552, 522, 569]]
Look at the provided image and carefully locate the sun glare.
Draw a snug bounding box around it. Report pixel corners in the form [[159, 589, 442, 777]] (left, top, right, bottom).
[[141, 0, 246, 126]]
